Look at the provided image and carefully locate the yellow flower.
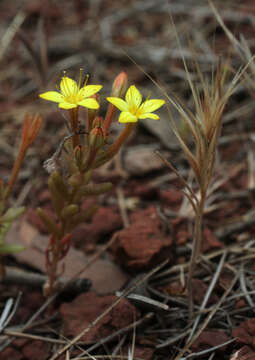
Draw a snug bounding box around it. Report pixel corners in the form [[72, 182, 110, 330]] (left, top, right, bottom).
[[107, 85, 165, 123], [39, 73, 102, 110]]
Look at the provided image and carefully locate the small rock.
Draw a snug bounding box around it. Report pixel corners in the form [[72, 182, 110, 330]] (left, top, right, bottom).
[[0, 347, 23, 360], [176, 230, 190, 245], [235, 299, 247, 309], [202, 227, 223, 253], [191, 330, 231, 352], [124, 146, 165, 175], [192, 279, 219, 306], [112, 206, 172, 271], [72, 206, 122, 246], [22, 340, 49, 360], [163, 280, 185, 296], [233, 318, 255, 346], [59, 291, 140, 343], [160, 189, 183, 207]]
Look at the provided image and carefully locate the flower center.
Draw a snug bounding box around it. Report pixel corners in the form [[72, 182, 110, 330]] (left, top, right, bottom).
[[128, 104, 139, 116], [65, 94, 79, 104]]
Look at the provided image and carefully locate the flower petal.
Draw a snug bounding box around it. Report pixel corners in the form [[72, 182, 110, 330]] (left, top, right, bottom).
[[140, 99, 165, 113], [138, 113, 160, 120], [39, 91, 64, 103], [119, 111, 137, 123], [59, 102, 77, 109], [79, 85, 102, 98], [125, 85, 142, 108], [60, 76, 78, 97], [78, 98, 99, 109], [106, 97, 128, 111]]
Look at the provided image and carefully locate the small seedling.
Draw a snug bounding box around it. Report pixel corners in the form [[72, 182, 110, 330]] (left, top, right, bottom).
[[0, 113, 42, 277]]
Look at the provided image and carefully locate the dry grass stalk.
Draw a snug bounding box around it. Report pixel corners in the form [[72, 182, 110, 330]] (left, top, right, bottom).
[[165, 58, 240, 318]]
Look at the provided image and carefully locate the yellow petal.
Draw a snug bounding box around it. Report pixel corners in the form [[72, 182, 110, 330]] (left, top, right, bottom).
[[119, 111, 137, 123], [79, 85, 102, 98], [60, 76, 78, 97], [106, 97, 128, 111], [39, 91, 64, 103], [138, 113, 160, 120], [140, 99, 165, 113], [78, 98, 99, 109], [125, 85, 142, 108], [59, 102, 77, 109]]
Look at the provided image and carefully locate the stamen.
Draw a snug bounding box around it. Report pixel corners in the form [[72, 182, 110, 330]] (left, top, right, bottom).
[[83, 74, 89, 87], [78, 68, 83, 91], [145, 91, 151, 101]]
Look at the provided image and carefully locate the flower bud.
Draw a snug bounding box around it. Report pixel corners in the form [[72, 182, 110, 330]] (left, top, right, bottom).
[[21, 113, 43, 150], [104, 72, 128, 136], [74, 145, 83, 169], [92, 116, 103, 129], [111, 71, 128, 97], [89, 126, 104, 150]]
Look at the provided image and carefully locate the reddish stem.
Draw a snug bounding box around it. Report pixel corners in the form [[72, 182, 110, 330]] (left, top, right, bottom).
[[69, 107, 80, 148], [104, 104, 116, 136], [107, 123, 136, 158]]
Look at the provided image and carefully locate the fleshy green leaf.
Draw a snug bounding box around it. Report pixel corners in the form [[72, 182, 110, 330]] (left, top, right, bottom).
[[0, 243, 24, 254], [0, 207, 25, 223]]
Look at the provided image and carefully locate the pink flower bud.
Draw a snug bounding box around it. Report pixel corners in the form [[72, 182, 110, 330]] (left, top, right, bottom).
[[111, 71, 128, 97]]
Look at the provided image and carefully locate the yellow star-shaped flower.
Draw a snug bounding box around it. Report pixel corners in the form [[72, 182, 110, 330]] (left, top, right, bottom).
[[107, 85, 165, 123], [39, 74, 102, 110]]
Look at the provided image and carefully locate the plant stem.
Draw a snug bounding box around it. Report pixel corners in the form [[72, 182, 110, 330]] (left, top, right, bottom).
[[69, 108, 80, 148], [47, 258, 57, 296], [187, 195, 205, 320], [107, 123, 136, 158], [104, 104, 116, 136]]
